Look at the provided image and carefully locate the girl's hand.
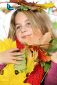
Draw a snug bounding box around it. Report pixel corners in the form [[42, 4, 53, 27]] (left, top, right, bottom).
[[0, 48, 23, 64], [51, 52, 57, 63]]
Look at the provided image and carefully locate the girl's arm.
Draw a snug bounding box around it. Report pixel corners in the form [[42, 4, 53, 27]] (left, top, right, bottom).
[[44, 52, 57, 85]]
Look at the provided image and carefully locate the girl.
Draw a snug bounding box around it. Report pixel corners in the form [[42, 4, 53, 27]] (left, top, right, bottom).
[[0, 8, 57, 85], [8, 9, 57, 85]]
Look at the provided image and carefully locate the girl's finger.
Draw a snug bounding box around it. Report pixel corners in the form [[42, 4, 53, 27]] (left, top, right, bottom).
[[8, 60, 21, 64], [8, 48, 19, 52], [11, 52, 23, 56], [11, 56, 23, 61]]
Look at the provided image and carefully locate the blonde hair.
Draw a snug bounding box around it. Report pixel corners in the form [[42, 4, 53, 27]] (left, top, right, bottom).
[[8, 9, 53, 40]]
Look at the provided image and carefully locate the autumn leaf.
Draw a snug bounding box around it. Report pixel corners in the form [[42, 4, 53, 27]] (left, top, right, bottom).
[[47, 38, 57, 53]]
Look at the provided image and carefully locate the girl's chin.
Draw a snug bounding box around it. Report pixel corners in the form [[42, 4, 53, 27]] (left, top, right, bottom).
[[19, 39, 28, 44], [19, 40, 30, 45]]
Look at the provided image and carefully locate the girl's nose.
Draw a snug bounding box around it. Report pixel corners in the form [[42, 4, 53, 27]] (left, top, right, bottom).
[[21, 26, 26, 33]]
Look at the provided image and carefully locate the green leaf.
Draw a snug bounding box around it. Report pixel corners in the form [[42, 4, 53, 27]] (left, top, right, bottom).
[[20, 6, 29, 11], [41, 62, 51, 72], [41, 62, 45, 67], [53, 22, 57, 29], [14, 48, 28, 72], [44, 62, 51, 72], [47, 38, 57, 53]]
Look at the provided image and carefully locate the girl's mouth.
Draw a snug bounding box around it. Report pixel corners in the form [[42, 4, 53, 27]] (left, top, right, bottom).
[[22, 35, 31, 38]]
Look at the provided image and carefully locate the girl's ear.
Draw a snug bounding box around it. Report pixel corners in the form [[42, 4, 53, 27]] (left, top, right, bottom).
[[40, 32, 52, 45]]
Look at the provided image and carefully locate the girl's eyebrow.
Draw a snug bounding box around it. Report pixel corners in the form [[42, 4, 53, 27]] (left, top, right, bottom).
[[15, 23, 21, 26], [25, 19, 30, 22]]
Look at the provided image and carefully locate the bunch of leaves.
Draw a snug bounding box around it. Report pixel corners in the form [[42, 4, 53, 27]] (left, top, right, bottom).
[[38, 48, 51, 73], [10, 0, 55, 11], [18, 0, 55, 10], [40, 38, 57, 73]]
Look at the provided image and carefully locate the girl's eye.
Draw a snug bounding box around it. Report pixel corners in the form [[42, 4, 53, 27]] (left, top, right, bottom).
[[16, 26, 21, 30], [26, 22, 31, 26]]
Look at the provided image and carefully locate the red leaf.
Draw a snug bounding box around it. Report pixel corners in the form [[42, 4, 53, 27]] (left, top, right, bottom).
[[24, 64, 44, 85], [38, 49, 50, 62], [16, 38, 25, 50]]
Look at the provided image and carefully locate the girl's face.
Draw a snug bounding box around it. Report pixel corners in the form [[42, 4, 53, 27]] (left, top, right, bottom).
[[15, 12, 43, 45], [15, 12, 51, 46]]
